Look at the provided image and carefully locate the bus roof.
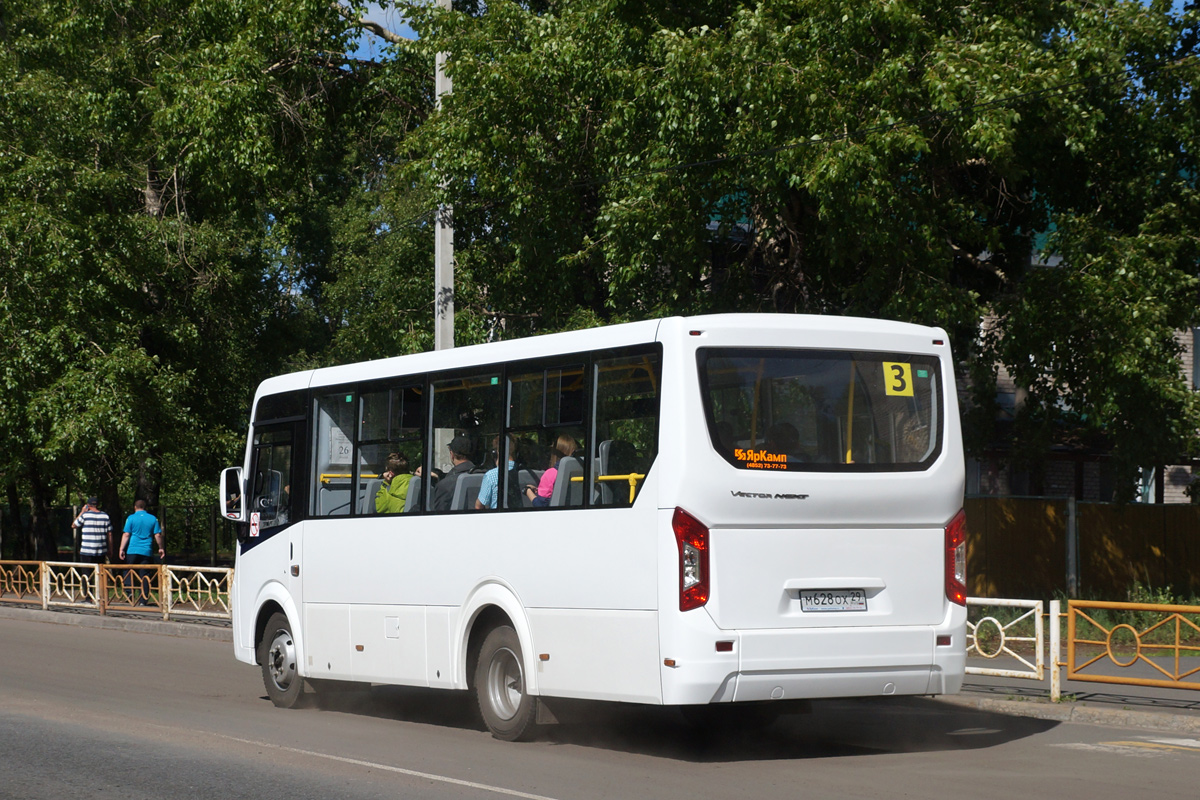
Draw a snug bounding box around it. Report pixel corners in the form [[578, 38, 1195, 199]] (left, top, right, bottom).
[[253, 313, 946, 399]]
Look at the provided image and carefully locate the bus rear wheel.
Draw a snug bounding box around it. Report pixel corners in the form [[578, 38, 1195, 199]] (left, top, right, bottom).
[[259, 612, 303, 709], [474, 625, 536, 741]]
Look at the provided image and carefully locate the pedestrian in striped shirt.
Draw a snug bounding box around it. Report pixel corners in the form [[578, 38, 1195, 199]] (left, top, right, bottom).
[[72, 496, 113, 564]]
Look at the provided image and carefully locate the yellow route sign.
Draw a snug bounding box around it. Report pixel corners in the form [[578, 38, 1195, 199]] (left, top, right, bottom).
[[883, 362, 914, 397]]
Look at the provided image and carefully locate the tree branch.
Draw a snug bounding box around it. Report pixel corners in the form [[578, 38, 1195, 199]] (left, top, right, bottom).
[[332, 3, 413, 46]]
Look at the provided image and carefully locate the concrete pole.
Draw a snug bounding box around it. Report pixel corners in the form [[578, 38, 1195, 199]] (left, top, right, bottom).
[[433, 0, 455, 350]]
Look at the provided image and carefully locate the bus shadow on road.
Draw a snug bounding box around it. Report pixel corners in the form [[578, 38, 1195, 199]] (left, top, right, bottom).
[[301, 686, 1057, 762], [539, 696, 1058, 761]]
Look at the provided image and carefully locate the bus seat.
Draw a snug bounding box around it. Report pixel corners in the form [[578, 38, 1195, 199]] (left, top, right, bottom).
[[318, 486, 351, 516], [404, 476, 422, 512], [593, 457, 610, 504], [451, 473, 485, 511], [598, 440, 637, 506], [550, 456, 583, 507], [517, 469, 538, 508], [361, 479, 383, 514]]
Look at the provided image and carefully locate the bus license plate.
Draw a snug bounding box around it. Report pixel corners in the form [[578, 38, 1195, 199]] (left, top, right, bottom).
[[800, 589, 867, 612]]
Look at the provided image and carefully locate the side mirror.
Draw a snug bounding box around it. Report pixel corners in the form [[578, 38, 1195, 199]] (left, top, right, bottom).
[[221, 467, 245, 522]]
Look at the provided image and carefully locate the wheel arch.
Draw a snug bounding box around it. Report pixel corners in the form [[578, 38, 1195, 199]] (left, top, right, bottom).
[[456, 580, 538, 695], [253, 582, 304, 673]]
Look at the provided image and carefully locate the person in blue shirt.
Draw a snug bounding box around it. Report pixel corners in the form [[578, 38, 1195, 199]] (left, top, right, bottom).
[[476, 435, 516, 510], [120, 499, 165, 605]]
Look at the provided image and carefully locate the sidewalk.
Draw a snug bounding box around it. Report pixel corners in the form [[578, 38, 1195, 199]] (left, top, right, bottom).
[[4, 603, 1198, 734], [0, 603, 232, 642], [939, 657, 1200, 734]]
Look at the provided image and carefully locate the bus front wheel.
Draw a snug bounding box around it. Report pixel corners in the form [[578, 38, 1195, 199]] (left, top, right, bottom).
[[474, 625, 536, 741], [259, 612, 303, 709]]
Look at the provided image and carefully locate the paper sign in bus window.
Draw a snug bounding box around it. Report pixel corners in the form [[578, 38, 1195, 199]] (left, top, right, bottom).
[[882, 362, 914, 397]]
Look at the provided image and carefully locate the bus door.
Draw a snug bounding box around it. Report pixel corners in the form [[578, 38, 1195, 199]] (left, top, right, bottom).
[[246, 421, 306, 603]]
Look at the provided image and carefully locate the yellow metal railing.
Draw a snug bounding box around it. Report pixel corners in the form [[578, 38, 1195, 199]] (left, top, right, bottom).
[[1066, 599, 1200, 691], [570, 473, 646, 503], [0, 561, 42, 604], [320, 472, 380, 485], [0, 560, 233, 622]]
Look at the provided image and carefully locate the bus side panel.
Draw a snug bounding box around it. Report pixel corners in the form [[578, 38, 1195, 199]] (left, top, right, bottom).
[[348, 604, 429, 685], [426, 606, 455, 689], [298, 475, 661, 698], [528, 609, 661, 704], [305, 603, 352, 680]]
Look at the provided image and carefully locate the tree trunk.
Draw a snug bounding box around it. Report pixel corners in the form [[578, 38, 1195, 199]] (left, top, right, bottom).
[[6, 480, 25, 560], [137, 453, 162, 511], [27, 466, 55, 561], [100, 480, 124, 558]]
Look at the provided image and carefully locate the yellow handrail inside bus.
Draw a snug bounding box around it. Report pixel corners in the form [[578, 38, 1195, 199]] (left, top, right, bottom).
[[844, 361, 856, 464], [570, 473, 646, 503], [320, 473, 380, 485]]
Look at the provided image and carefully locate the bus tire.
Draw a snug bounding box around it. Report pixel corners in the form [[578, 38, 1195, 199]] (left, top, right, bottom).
[[259, 612, 303, 709], [474, 625, 537, 741]]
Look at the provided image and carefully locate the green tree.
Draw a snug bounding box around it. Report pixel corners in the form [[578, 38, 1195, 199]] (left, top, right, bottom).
[[403, 0, 1200, 497], [0, 0, 431, 555]]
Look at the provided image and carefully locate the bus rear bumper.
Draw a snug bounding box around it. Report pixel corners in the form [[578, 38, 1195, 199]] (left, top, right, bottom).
[[660, 616, 966, 705]]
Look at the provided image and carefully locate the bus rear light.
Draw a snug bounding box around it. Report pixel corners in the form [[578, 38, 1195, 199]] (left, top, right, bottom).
[[945, 509, 967, 606], [715, 641, 733, 652], [673, 507, 710, 611]]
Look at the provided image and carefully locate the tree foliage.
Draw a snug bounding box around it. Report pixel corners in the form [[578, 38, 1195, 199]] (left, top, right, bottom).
[[403, 0, 1200, 497], [0, 0, 430, 554], [2, 0, 1198, 552]]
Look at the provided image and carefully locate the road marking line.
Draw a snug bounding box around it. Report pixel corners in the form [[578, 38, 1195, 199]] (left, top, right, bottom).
[[218, 734, 562, 800], [1143, 737, 1200, 749], [1103, 740, 1200, 754], [1050, 743, 1163, 758]]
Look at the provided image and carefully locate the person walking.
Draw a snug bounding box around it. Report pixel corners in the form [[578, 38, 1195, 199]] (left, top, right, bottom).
[[72, 496, 113, 564], [119, 500, 165, 606]]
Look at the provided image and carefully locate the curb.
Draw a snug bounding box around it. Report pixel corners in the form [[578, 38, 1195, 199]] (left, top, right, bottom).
[[938, 693, 1200, 734], [0, 604, 232, 642]]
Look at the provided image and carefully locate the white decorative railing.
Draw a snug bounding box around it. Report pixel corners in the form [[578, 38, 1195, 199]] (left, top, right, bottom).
[[966, 597, 1044, 680]]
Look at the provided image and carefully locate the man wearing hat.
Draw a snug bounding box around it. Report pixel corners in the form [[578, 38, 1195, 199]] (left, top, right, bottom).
[[72, 496, 113, 564], [431, 435, 475, 511]]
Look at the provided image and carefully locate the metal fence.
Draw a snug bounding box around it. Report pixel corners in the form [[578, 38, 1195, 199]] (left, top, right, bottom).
[[0, 560, 233, 622], [967, 597, 1200, 700]]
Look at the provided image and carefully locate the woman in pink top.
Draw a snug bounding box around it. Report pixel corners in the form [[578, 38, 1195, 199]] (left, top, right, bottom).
[[525, 434, 577, 508]]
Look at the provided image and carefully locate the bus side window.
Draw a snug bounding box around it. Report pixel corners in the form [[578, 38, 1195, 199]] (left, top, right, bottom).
[[314, 392, 356, 517], [429, 373, 502, 513], [592, 352, 660, 507], [505, 366, 586, 510], [357, 385, 424, 514]]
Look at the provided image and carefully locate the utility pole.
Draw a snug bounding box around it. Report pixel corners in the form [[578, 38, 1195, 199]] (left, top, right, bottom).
[[433, 0, 455, 350]]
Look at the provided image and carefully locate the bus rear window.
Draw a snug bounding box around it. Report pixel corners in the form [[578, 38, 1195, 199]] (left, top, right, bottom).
[[698, 348, 942, 472]]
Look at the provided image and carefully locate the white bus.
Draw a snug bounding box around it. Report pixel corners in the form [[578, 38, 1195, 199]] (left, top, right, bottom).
[[221, 314, 966, 740]]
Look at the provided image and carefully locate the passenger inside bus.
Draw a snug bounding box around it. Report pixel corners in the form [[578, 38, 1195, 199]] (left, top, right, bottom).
[[525, 434, 577, 508], [764, 421, 803, 462], [476, 435, 517, 510], [431, 435, 474, 511], [374, 452, 413, 514]]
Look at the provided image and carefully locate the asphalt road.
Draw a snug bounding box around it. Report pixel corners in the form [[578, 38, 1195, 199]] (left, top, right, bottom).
[[2, 616, 1199, 800]]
